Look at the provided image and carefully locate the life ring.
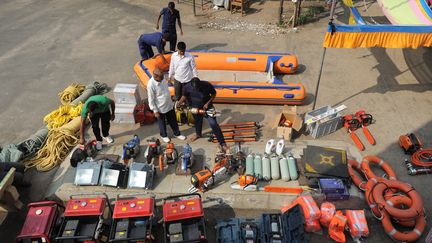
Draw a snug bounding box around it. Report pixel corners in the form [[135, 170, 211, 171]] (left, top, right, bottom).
[[364, 178, 385, 219], [386, 196, 416, 228], [347, 159, 367, 191], [361, 156, 397, 180], [372, 180, 423, 219], [381, 210, 425, 242]]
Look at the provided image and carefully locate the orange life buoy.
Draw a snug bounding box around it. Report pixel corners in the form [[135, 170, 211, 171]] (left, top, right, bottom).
[[361, 156, 397, 180], [372, 180, 423, 219], [364, 178, 384, 219], [347, 159, 367, 191], [381, 210, 425, 242], [386, 196, 415, 228]]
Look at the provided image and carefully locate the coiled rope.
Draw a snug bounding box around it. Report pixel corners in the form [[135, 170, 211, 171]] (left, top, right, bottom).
[[58, 83, 86, 105]]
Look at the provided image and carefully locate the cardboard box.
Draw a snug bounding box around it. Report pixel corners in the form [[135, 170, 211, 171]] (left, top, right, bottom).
[[274, 106, 303, 140], [113, 83, 141, 104], [114, 104, 136, 124]]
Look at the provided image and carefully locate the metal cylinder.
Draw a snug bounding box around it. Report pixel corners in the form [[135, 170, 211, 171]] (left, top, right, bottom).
[[279, 157, 290, 181], [254, 154, 263, 180], [287, 153, 298, 180], [262, 156, 271, 181], [245, 154, 254, 175], [271, 155, 280, 180]]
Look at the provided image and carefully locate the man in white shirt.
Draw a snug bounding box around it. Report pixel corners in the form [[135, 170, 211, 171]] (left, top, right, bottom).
[[147, 68, 186, 143], [168, 41, 198, 101]]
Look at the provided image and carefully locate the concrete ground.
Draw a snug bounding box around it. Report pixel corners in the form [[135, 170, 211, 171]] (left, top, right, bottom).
[[0, 0, 431, 242]]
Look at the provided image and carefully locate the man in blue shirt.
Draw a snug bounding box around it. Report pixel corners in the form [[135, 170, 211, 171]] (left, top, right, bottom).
[[137, 32, 169, 63], [156, 2, 183, 51], [177, 78, 227, 151]]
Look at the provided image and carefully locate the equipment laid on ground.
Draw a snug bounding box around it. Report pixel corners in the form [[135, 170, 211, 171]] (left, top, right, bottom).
[[70, 140, 97, 167], [230, 174, 258, 191], [399, 133, 432, 174], [275, 139, 285, 156], [127, 162, 155, 189], [99, 161, 128, 188], [279, 156, 290, 181], [109, 193, 155, 242], [319, 178, 350, 201], [189, 153, 229, 193], [262, 155, 271, 181], [302, 146, 349, 179], [144, 138, 162, 165], [122, 135, 140, 165], [287, 153, 298, 180], [270, 155, 280, 180], [209, 122, 261, 143], [343, 110, 375, 151], [176, 144, 194, 175], [134, 102, 156, 126], [281, 204, 306, 243], [232, 143, 246, 175], [305, 105, 346, 139], [245, 154, 254, 175], [162, 193, 207, 243], [16, 201, 65, 243], [56, 193, 112, 243], [160, 142, 178, 172], [349, 155, 426, 242], [261, 214, 283, 243], [265, 139, 276, 155], [74, 160, 104, 186], [253, 154, 263, 180]]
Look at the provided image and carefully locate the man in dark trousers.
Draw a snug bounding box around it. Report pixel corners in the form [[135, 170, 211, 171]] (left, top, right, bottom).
[[80, 95, 115, 150], [177, 78, 227, 151], [156, 2, 183, 51], [137, 32, 170, 63]]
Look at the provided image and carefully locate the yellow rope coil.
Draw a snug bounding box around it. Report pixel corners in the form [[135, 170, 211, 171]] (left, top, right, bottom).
[[25, 117, 82, 171], [58, 83, 85, 105], [44, 103, 83, 130]]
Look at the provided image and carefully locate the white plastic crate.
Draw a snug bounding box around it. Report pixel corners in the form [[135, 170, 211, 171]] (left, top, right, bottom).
[[113, 83, 141, 104], [114, 104, 136, 124], [305, 105, 343, 139]]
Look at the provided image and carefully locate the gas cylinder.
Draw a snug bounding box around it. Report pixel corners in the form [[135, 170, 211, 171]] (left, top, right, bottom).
[[271, 155, 280, 180], [279, 157, 290, 181], [287, 153, 299, 180], [254, 154, 263, 180], [245, 154, 254, 175], [262, 155, 271, 181]]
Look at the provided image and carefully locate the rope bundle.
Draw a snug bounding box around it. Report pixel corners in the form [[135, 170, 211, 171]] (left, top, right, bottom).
[[58, 83, 86, 105], [43, 103, 83, 129], [24, 117, 81, 171]]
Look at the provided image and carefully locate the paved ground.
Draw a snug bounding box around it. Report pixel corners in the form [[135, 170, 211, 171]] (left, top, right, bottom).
[[0, 0, 431, 242]]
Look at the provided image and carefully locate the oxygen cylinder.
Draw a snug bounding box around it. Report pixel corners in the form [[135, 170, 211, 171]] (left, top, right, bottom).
[[262, 156, 271, 181], [245, 154, 254, 175], [254, 154, 263, 180], [288, 153, 299, 180], [271, 155, 280, 180], [279, 157, 290, 181]]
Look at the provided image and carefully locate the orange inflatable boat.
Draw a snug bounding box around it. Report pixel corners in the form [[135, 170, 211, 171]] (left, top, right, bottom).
[[134, 50, 306, 105]]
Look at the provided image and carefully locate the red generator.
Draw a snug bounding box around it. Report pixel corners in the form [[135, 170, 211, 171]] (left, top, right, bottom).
[[162, 193, 207, 243], [16, 201, 64, 243], [109, 194, 155, 242], [56, 193, 113, 243]]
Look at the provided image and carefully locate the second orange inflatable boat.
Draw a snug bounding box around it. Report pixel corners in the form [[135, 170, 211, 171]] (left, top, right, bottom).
[[134, 50, 306, 105]]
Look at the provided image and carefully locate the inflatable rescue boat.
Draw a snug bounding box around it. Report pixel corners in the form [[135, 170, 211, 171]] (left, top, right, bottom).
[[133, 50, 306, 105]]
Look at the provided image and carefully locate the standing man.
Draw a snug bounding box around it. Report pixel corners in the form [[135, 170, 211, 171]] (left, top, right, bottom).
[[137, 32, 170, 63], [147, 68, 186, 143], [177, 78, 227, 151], [169, 41, 198, 101], [156, 2, 183, 51], [80, 95, 115, 150]]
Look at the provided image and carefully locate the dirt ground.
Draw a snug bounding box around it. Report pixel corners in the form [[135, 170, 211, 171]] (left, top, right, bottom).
[[0, 0, 431, 242]]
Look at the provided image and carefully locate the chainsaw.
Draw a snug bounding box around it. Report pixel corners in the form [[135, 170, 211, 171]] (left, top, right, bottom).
[[188, 155, 229, 193], [122, 135, 140, 165], [343, 111, 375, 151], [175, 101, 221, 118]]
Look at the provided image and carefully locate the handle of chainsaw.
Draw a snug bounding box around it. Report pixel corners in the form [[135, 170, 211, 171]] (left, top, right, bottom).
[[350, 132, 365, 151], [362, 126, 376, 145]]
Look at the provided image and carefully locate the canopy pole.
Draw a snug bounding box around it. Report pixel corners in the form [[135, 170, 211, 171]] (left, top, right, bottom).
[[312, 0, 337, 110]]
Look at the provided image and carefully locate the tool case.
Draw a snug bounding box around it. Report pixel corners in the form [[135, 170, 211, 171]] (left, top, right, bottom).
[[325, 185, 350, 201], [261, 214, 284, 243], [281, 204, 306, 243], [216, 218, 242, 243]]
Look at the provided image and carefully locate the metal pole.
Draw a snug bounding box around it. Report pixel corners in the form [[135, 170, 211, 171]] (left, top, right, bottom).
[[311, 0, 337, 110], [193, 0, 196, 16], [279, 0, 285, 25]]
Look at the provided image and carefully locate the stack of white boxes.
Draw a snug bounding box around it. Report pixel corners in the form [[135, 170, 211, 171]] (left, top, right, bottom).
[[113, 83, 141, 124]]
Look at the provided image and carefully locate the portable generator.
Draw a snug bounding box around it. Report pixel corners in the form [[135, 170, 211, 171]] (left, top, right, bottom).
[[176, 144, 194, 175], [162, 193, 207, 243], [109, 193, 155, 242], [160, 142, 178, 172], [16, 201, 64, 243], [144, 138, 162, 164], [56, 193, 113, 243], [122, 135, 140, 164]]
